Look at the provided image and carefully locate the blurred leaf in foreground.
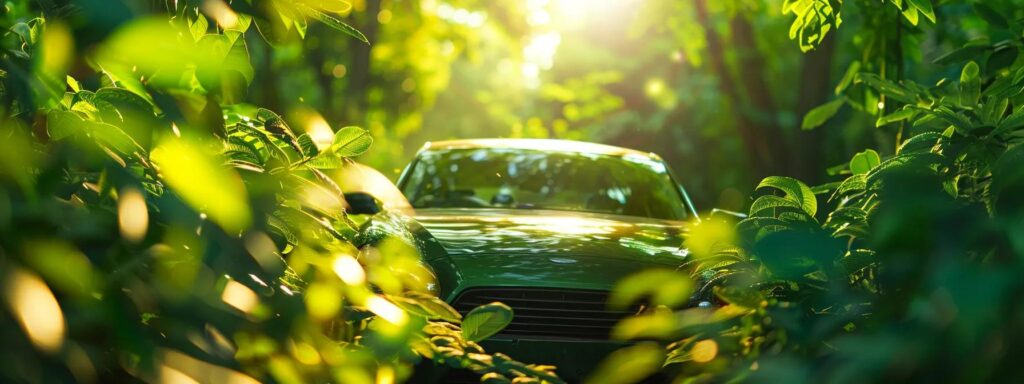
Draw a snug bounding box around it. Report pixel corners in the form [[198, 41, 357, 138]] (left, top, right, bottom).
[[609, 269, 693, 310], [585, 343, 664, 384], [461, 302, 514, 342], [3, 269, 65, 353], [151, 137, 252, 233]]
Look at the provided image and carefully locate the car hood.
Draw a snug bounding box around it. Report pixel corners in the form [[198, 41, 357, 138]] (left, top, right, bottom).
[[413, 208, 688, 257], [410, 208, 690, 293]]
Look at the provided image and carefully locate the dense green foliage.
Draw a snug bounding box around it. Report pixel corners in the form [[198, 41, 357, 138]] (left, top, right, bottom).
[[0, 1, 556, 383], [2, 0, 1024, 383], [597, 0, 1024, 382]]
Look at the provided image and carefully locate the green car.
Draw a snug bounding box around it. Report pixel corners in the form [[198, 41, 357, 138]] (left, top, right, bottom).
[[351, 139, 700, 381]]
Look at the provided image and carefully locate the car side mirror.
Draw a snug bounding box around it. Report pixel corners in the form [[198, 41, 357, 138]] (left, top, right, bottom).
[[708, 208, 747, 221], [344, 192, 382, 215]]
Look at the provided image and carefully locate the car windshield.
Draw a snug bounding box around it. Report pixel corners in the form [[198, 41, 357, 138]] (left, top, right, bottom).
[[400, 148, 688, 220]]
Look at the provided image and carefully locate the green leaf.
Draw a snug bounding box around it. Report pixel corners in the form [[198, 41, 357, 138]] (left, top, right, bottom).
[[835, 61, 861, 95], [737, 216, 790, 237], [305, 155, 345, 169], [827, 206, 868, 228], [297, 5, 369, 44], [973, 2, 1008, 29], [225, 136, 264, 165], [756, 176, 817, 217], [268, 212, 300, 245], [876, 108, 917, 127], [609, 269, 694, 310], [902, 6, 919, 26], [842, 249, 877, 272], [190, 14, 209, 41], [960, 61, 981, 108], [258, 109, 303, 155], [897, 132, 942, 154], [830, 173, 867, 202], [46, 110, 142, 154], [933, 43, 990, 66], [994, 110, 1024, 136], [748, 195, 803, 217], [331, 126, 373, 157], [934, 107, 975, 134], [586, 343, 664, 384], [47, 110, 85, 140], [91, 121, 143, 154], [990, 144, 1024, 211], [66, 75, 81, 92], [906, 0, 935, 23], [256, 108, 280, 122], [389, 293, 462, 323], [225, 37, 255, 84], [297, 133, 319, 158], [987, 46, 1018, 76], [980, 97, 1009, 126], [849, 149, 881, 175], [858, 73, 917, 104], [802, 98, 845, 130], [713, 286, 764, 309], [94, 87, 155, 118], [811, 181, 842, 194], [461, 302, 513, 342], [866, 153, 944, 186], [151, 138, 252, 233]]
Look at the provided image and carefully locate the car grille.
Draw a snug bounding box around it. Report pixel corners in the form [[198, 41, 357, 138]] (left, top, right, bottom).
[[450, 287, 637, 341]]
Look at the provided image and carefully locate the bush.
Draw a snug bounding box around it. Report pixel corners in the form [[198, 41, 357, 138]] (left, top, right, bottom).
[[0, 2, 559, 383], [600, 1, 1024, 382]]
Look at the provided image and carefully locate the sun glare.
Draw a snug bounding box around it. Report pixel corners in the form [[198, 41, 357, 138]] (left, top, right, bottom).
[[332, 255, 366, 285], [221, 280, 258, 314], [366, 296, 408, 325]]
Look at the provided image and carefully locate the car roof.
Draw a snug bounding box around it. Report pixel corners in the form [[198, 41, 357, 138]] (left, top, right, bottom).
[[420, 138, 658, 158]]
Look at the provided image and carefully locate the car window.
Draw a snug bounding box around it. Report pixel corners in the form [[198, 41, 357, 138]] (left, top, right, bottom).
[[400, 148, 688, 220]]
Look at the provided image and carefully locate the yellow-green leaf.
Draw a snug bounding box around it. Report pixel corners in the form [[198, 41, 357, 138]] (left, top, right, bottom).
[[151, 138, 251, 232], [586, 343, 664, 384], [462, 302, 513, 342], [849, 149, 881, 175], [960, 61, 981, 108], [609, 269, 693, 310], [331, 126, 373, 157]]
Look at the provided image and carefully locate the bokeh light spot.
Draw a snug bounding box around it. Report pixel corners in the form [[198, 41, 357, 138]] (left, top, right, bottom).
[[221, 280, 258, 314], [333, 255, 366, 285], [6, 269, 65, 353], [118, 187, 149, 243]]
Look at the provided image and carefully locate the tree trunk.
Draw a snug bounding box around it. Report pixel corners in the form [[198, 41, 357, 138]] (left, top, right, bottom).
[[729, 15, 792, 176], [792, 33, 837, 183], [345, 0, 382, 123], [694, 0, 782, 180], [307, 35, 335, 118]]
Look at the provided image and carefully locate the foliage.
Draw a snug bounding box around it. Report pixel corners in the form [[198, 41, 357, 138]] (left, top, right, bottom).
[[0, 1, 559, 383], [4, 0, 1024, 383], [598, 0, 1024, 382]]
